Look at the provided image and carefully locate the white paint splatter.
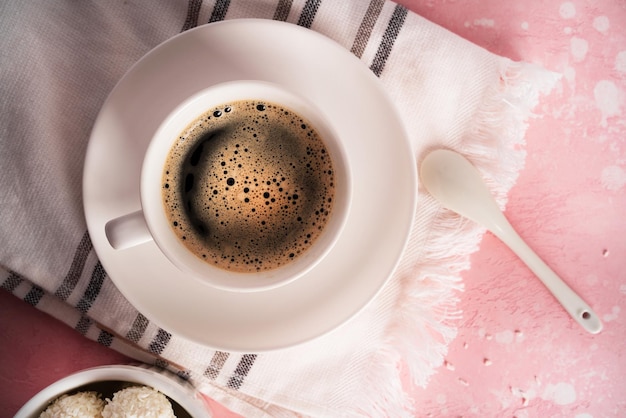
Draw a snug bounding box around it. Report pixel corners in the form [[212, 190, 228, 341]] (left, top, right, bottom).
[[616, 51, 626, 73], [610, 142, 621, 153], [560, 2, 576, 19], [521, 21, 529, 30], [474, 18, 495, 27], [594, 80, 622, 127], [593, 16, 610, 34], [564, 26, 573, 35], [542, 382, 577, 405], [436, 394, 446, 404], [575, 413, 593, 418], [510, 387, 532, 407], [571, 37, 589, 62], [563, 66, 576, 89], [620, 284, 626, 295], [444, 360, 455, 371], [601, 166, 626, 190], [602, 305, 620, 322], [495, 330, 514, 344], [585, 274, 599, 285]]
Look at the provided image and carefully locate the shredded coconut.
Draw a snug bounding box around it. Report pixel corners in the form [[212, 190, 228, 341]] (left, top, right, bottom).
[[40, 391, 105, 418], [102, 386, 176, 418]]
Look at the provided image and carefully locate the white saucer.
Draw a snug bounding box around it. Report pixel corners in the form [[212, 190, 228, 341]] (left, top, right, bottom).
[[83, 19, 417, 352]]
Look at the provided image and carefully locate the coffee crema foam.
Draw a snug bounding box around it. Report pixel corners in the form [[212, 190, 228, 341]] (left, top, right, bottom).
[[162, 99, 336, 273]]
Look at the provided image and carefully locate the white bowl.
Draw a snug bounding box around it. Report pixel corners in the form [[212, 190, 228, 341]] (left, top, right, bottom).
[[15, 364, 211, 418]]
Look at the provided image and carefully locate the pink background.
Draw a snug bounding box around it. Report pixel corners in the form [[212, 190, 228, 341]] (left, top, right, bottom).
[[1, 0, 625, 416]]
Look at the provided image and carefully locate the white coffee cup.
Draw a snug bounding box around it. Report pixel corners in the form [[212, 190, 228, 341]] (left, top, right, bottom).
[[105, 81, 351, 292]]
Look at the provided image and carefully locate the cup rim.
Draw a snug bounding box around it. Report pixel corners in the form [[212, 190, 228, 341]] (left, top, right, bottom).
[[140, 80, 352, 292]]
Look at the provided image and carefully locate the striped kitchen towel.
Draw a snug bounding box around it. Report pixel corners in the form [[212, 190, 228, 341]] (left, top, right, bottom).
[[0, 1, 557, 416]]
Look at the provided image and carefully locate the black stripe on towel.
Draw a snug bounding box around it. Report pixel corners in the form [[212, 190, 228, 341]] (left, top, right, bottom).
[[75, 315, 93, 335], [204, 351, 230, 379], [148, 328, 172, 355], [177, 369, 192, 381], [55, 231, 93, 301], [75, 261, 106, 314], [208, 0, 230, 23], [350, 0, 385, 58], [155, 358, 171, 369], [369, 4, 407, 77], [126, 312, 150, 343], [182, 0, 204, 31], [97, 330, 114, 347], [297, 0, 321, 28], [23, 285, 45, 307], [273, 0, 293, 21], [227, 354, 257, 390], [1, 270, 23, 292]]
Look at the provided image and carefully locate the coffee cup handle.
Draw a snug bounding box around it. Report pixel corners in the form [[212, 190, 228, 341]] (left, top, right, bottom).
[[105, 210, 153, 250]]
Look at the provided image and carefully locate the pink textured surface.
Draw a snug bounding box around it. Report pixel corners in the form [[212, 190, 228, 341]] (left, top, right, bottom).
[[1, 1, 625, 416]]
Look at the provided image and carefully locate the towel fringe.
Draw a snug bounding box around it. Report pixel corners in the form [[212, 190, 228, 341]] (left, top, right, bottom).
[[355, 60, 559, 417]]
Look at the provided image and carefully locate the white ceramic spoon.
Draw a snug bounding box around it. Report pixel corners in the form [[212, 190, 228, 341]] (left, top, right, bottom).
[[420, 149, 602, 334]]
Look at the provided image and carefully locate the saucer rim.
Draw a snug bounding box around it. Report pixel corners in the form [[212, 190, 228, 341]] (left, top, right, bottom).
[[83, 19, 417, 351]]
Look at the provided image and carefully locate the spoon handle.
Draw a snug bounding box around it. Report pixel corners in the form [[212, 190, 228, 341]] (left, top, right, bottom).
[[490, 217, 603, 334]]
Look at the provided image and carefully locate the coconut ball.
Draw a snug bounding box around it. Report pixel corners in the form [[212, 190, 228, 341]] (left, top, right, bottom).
[[102, 386, 176, 418], [40, 391, 105, 418]]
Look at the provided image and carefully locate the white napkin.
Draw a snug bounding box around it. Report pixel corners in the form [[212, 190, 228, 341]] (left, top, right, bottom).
[[0, 1, 557, 416]]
